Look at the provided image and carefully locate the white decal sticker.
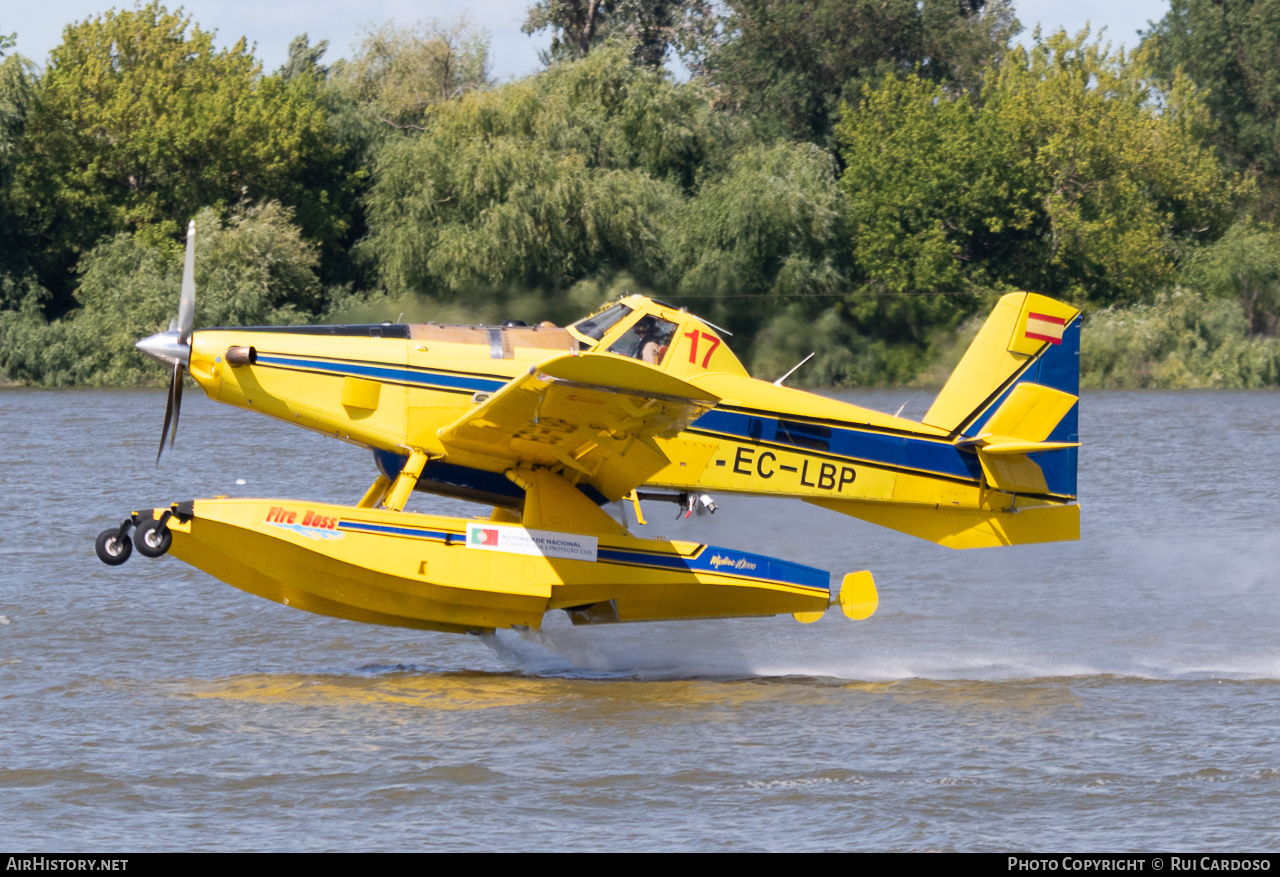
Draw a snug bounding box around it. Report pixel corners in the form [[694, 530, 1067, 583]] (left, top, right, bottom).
[[465, 522, 598, 562], [709, 553, 758, 571]]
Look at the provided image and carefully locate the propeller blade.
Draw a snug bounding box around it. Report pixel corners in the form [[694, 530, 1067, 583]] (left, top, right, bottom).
[[170, 363, 184, 450], [157, 363, 178, 465], [149, 218, 197, 465], [156, 363, 186, 464], [177, 219, 196, 344]]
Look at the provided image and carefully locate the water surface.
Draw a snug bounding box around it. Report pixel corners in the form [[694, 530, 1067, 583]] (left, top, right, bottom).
[[1, 388, 1277, 850]]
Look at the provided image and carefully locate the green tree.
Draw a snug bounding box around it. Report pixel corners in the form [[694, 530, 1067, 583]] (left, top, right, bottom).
[[15, 3, 350, 312], [362, 46, 720, 298], [837, 29, 1239, 336], [837, 73, 996, 341], [278, 33, 329, 83], [0, 32, 25, 162], [0, 32, 35, 282], [660, 141, 850, 337], [707, 0, 1020, 145], [330, 19, 490, 131], [1185, 220, 1280, 337], [522, 0, 714, 68], [1142, 0, 1280, 219], [0, 203, 320, 386]]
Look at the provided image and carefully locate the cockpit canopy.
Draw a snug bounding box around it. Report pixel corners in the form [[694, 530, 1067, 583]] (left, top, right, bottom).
[[567, 296, 747, 378], [570, 303, 633, 343]]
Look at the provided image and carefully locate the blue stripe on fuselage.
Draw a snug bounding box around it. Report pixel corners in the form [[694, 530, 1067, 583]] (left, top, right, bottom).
[[688, 314, 1078, 496], [337, 519, 456, 542], [690, 408, 984, 483], [255, 354, 507, 394], [258, 337, 1077, 495]]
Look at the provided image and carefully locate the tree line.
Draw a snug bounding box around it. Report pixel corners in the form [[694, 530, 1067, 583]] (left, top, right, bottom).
[[3, 0, 1280, 388]]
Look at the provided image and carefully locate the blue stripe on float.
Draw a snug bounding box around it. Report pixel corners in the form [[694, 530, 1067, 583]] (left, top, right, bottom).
[[337, 520, 457, 542], [334, 517, 829, 592], [599, 545, 829, 592]]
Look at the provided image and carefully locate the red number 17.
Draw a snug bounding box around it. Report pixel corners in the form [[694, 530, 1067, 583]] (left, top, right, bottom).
[[683, 329, 721, 369]]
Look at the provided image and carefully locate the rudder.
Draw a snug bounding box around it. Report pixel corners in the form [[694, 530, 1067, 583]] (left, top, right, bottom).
[[926, 292, 1080, 500], [925, 293, 1080, 434]]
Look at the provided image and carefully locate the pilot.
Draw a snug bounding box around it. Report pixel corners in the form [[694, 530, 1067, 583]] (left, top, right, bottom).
[[640, 334, 667, 365], [608, 315, 676, 365]]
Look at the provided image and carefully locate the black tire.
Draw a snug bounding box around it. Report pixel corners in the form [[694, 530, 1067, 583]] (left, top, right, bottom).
[[134, 518, 172, 558], [95, 529, 133, 566]]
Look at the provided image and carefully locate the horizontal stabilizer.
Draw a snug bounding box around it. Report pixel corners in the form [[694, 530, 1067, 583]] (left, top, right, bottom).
[[972, 447, 1064, 495], [955, 382, 1079, 496], [977, 382, 1078, 443], [971, 439, 1080, 456]]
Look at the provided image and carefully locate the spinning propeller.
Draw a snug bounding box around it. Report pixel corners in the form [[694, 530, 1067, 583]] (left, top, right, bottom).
[[135, 219, 197, 464]]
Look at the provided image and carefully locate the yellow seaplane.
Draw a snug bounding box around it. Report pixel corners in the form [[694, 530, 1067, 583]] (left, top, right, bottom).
[[95, 222, 1081, 635]]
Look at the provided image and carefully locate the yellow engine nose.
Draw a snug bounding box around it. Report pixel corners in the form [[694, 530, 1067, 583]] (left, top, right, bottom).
[[186, 332, 224, 394]]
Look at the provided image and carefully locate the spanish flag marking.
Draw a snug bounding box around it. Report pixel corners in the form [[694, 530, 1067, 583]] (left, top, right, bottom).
[[1025, 312, 1066, 345]]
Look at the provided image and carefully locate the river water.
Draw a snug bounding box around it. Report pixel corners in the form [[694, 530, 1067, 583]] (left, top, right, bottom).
[[1, 388, 1278, 851]]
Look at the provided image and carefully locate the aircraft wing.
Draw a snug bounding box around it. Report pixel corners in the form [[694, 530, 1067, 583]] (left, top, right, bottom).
[[437, 353, 720, 502]]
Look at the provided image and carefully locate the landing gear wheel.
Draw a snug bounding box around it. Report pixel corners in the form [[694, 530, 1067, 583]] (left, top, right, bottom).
[[95, 529, 133, 565], [134, 518, 172, 558]]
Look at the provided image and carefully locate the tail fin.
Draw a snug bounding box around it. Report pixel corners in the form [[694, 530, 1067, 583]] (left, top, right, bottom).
[[808, 292, 1081, 549], [928, 291, 1080, 500], [925, 293, 1080, 436]]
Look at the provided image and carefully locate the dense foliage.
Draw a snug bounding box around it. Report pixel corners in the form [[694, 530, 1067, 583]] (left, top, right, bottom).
[[706, 0, 1020, 145], [0, 204, 321, 385], [361, 48, 707, 298], [838, 34, 1237, 311], [3, 1, 1280, 388], [1143, 0, 1280, 221], [11, 4, 350, 313]]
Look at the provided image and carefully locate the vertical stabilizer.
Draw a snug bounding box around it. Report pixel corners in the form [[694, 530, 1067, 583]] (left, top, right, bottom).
[[924, 293, 1080, 436]]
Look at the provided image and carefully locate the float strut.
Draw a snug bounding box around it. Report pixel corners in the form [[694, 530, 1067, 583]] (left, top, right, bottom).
[[383, 450, 429, 512], [358, 475, 392, 509]]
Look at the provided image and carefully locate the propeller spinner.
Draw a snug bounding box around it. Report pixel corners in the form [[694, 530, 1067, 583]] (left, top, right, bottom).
[[136, 219, 197, 464]]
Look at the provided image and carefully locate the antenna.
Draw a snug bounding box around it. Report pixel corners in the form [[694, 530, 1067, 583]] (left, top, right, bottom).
[[773, 352, 815, 386], [699, 317, 733, 337]]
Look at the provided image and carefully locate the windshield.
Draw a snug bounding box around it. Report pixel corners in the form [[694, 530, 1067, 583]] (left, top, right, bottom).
[[608, 315, 679, 366], [570, 304, 633, 342]]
